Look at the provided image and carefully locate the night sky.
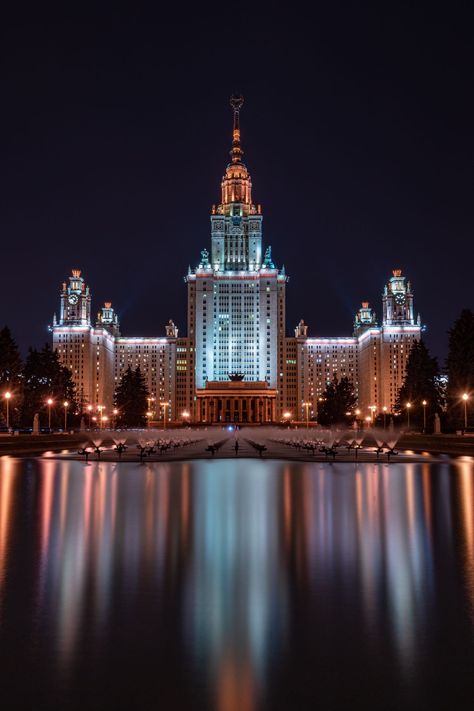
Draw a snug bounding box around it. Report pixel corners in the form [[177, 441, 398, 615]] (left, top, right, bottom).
[[1, 6, 473, 362]]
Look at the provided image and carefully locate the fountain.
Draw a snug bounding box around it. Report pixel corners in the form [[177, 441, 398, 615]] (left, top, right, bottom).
[[91, 438, 104, 460], [77, 443, 91, 462]]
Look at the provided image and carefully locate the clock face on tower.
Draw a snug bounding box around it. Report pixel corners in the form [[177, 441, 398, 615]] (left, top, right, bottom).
[[395, 293, 405, 305], [68, 294, 78, 305]]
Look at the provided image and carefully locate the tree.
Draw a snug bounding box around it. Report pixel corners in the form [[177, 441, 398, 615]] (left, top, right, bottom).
[[21, 344, 77, 428], [396, 339, 443, 431], [318, 375, 357, 426], [114, 366, 149, 428], [446, 309, 474, 429], [0, 326, 23, 426]]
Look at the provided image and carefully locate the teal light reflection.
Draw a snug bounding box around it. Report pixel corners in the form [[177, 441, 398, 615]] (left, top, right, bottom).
[[184, 459, 288, 698]]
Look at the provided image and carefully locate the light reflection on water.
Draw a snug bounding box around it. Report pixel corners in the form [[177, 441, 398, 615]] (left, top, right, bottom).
[[0, 458, 473, 709]]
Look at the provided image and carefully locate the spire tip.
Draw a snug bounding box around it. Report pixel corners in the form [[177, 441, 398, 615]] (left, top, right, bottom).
[[230, 94, 244, 112]]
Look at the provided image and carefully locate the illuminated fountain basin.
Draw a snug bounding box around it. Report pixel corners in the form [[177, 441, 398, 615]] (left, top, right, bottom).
[[57, 426, 423, 463], [0, 457, 473, 709]]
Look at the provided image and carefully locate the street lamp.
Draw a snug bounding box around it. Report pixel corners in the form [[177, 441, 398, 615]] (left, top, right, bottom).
[[182, 410, 190, 426], [303, 401, 311, 428], [383, 406, 387, 430], [113, 408, 118, 428], [406, 402, 412, 429], [47, 398, 53, 432], [4, 392, 12, 430], [369, 405, 376, 422], [422, 400, 427, 433], [101, 415, 108, 429], [160, 401, 167, 430], [283, 411, 292, 427], [462, 393, 469, 429], [87, 404, 93, 429], [355, 408, 361, 430], [365, 416, 372, 428], [316, 396, 323, 424], [63, 401, 69, 431], [147, 397, 156, 417]]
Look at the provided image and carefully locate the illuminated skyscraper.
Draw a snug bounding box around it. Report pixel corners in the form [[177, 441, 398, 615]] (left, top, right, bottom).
[[185, 96, 286, 422]]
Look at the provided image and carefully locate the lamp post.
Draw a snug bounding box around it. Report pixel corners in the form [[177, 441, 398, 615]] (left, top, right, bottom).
[[113, 408, 118, 429], [63, 401, 69, 431], [87, 404, 93, 429], [303, 401, 311, 428], [160, 402, 167, 430], [315, 397, 323, 425], [182, 410, 190, 426], [422, 400, 427, 433], [355, 408, 361, 430], [47, 398, 53, 432], [383, 406, 387, 430], [147, 396, 155, 417], [370, 405, 376, 422], [4, 392, 11, 430], [283, 411, 291, 428], [365, 416, 372, 429], [406, 402, 411, 429], [462, 393, 469, 429]]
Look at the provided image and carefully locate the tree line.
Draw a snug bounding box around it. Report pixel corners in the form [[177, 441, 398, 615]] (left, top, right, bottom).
[[0, 327, 150, 429], [310, 309, 474, 431]]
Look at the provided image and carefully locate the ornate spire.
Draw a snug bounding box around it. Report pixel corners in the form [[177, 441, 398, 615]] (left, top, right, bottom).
[[230, 94, 244, 164], [219, 94, 254, 209]]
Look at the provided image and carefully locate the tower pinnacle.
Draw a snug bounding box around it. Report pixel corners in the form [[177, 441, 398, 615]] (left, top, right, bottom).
[[218, 95, 254, 209], [230, 94, 244, 163]]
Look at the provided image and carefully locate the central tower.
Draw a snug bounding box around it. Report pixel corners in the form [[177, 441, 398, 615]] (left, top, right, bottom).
[[187, 96, 287, 420], [210, 95, 262, 271]]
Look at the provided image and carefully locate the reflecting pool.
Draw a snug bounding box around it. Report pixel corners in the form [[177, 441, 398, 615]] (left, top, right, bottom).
[[0, 458, 473, 709]]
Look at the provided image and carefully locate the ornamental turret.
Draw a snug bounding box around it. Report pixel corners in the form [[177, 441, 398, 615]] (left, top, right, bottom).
[[165, 319, 179, 338], [353, 302, 377, 335], [295, 319, 308, 338], [382, 269, 415, 326], [96, 302, 120, 336], [58, 269, 91, 326]]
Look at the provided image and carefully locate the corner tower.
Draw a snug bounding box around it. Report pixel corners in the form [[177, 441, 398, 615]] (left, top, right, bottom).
[[58, 269, 91, 326], [382, 269, 415, 326]]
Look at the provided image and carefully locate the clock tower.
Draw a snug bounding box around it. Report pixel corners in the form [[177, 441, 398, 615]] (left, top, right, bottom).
[[382, 269, 415, 326], [58, 269, 92, 326]]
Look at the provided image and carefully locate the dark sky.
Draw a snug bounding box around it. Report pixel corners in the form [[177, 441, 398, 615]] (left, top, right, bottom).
[[1, 5, 473, 363]]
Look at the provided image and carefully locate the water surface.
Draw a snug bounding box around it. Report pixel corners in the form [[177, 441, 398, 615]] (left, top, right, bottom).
[[0, 458, 473, 709]]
